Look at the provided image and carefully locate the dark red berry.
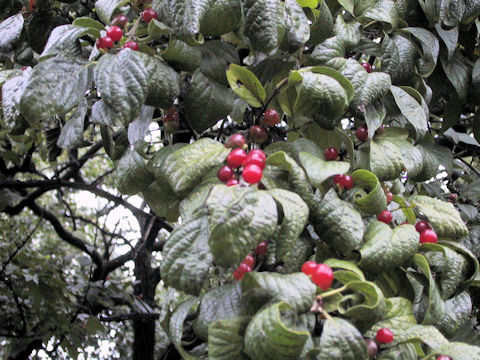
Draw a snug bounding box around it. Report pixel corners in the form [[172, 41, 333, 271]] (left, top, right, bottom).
[[218, 166, 234, 182], [420, 229, 438, 244], [377, 210, 393, 224], [226, 179, 239, 187], [386, 192, 393, 204], [250, 126, 268, 144], [111, 14, 128, 28], [376, 125, 385, 135], [246, 152, 266, 169], [123, 41, 139, 50], [376, 328, 394, 344], [243, 254, 255, 268], [415, 220, 431, 233], [311, 263, 334, 290], [233, 263, 252, 281], [333, 174, 343, 186], [263, 108, 280, 126], [356, 126, 369, 142], [255, 241, 268, 255], [96, 36, 114, 50], [341, 175, 354, 189], [226, 133, 246, 149], [324, 147, 339, 161], [448, 193, 458, 203], [361, 62, 372, 73], [436, 356, 451, 360], [243, 164, 263, 184], [301, 261, 317, 276], [227, 148, 247, 168], [249, 149, 266, 160], [141, 8, 158, 23], [163, 113, 178, 123], [20, 66, 28, 71], [107, 26, 123, 41], [365, 339, 378, 358]]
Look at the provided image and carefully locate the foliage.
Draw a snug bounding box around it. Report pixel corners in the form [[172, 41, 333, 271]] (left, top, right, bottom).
[[1, 0, 480, 359]]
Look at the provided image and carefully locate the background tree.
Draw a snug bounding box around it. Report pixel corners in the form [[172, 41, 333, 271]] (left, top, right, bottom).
[[2, 0, 480, 359]]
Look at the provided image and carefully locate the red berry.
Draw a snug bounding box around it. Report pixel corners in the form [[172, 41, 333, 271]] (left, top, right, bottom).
[[243, 164, 263, 184], [163, 113, 178, 123], [376, 328, 394, 344], [361, 62, 372, 73], [96, 36, 114, 50], [311, 263, 334, 290], [243, 254, 255, 268], [246, 152, 266, 169], [386, 192, 393, 204], [333, 174, 343, 186], [227, 148, 247, 168], [226, 133, 246, 149], [218, 166, 234, 182], [365, 339, 378, 358], [20, 66, 28, 71], [436, 356, 451, 360], [141, 8, 158, 23], [107, 26, 123, 42], [226, 179, 239, 187], [420, 229, 438, 244], [377, 210, 393, 224], [341, 175, 354, 189], [250, 126, 268, 144], [111, 14, 128, 28], [249, 149, 266, 160], [123, 41, 139, 51], [263, 109, 280, 126], [448, 193, 458, 203], [376, 125, 385, 135], [324, 147, 339, 161], [356, 126, 369, 142], [233, 263, 252, 281], [255, 241, 268, 255], [415, 220, 431, 233], [301, 261, 317, 276]]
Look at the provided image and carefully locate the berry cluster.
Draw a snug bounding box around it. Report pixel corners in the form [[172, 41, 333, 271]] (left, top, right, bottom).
[[301, 261, 334, 290], [415, 220, 438, 244], [333, 174, 354, 190], [232, 242, 267, 281], [218, 134, 266, 185]]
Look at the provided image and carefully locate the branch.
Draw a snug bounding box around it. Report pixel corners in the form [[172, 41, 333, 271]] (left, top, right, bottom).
[[455, 156, 480, 179], [99, 312, 160, 322]]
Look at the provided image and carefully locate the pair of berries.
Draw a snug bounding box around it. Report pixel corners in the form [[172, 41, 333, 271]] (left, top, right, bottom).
[[301, 261, 334, 290], [97, 24, 139, 51], [232, 242, 267, 280], [415, 220, 438, 243], [333, 174, 354, 189], [218, 134, 266, 185]]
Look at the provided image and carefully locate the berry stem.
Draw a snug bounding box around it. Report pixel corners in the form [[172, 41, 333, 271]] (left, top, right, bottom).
[[319, 285, 347, 299], [260, 77, 289, 117], [320, 308, 332, 320], [125, 17, 141, 43]]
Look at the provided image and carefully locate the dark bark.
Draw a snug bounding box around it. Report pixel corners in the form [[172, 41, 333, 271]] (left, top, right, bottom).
[[9, 339, 43, 360]]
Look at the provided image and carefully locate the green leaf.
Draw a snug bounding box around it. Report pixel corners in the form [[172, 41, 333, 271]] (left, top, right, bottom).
[[268, 189, 309, 261], [361, 138, 405, 181], [161, 211, 212, 296], [0, 14, 23, 54], [324, 258, 366, 282], [194, 283, 242, 340], [243, 0, 286, 53], [390, 85, 428, 139], [440, 50, 471, 101], [350, 72, 392, 113], [440, 0, 466, 28], [350, 169, 387, 215], [402, 27, 439, 77], [40, 25, 89, 59], [148, 19, 173, 37], [127, 106, 154, 147], [311, 189, 364, 255], [435, 23, 458, 61], [437, 291, 472, 337], [297, 0, 318, 8], [206, 186, 277, 267], [310, 36, 347, 69], [90, 100, 118, 126], [392, 138, 424, 179], [199, 41, 240, 86], [2, 70, 30, 126], [316, 317, 368, 360], [20, 57, 92, 122], [95, 49, 149, 126], [184, 70, 235, 133], [72, 17, 105, 32], [0, 69, 22, 87], [284, 0, 310, 50], [160, 138, 230, 195], [358, 222, 419, 273], [435, 341, 480, 358], [241, 272, 316, 315], [115, 148, 154, 195], [293, 69, 351, 130], [410, 195, 468, 238], [298, 152, 350, 188], [244, 302, 310, 360], [357, 0, 399, 32], [160, 38, 202, 72], [169, 297, 204, 360], [381, 34, 417, 84], [364, 102, 386, 139], [338, 0, 354, 13], [57, 99, 88, 149], [411, 140, 453, 181], [142, 180, 181, 222], [137, 53, 180, 109], [208, 316, 251, 360], [306, 0, 334, 47], [199, 0, 242, 37], [333, 15, 362, 50], [226, 64, 266, 108], [95, 0, 128, 25]]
